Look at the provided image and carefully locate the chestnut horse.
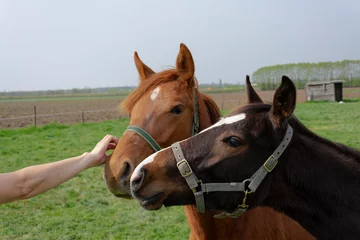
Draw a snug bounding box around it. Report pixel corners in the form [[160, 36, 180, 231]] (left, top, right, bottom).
[[105, 45, 312, 239], [131, 76, 360, 239]]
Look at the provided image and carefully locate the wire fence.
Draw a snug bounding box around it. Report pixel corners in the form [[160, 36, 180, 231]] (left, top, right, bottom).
[[0, 108, 128, 128], [0, 108, 123, 123], [1, 88, 358, 129], [0, 98, 244, 129]]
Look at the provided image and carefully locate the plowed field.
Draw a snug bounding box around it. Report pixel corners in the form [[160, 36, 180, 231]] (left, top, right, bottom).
[[1, 88, 359, 128]]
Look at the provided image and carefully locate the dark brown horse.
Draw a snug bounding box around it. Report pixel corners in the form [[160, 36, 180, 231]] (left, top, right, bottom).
[[131, 75, 360, 239], [105, 45, 312, 239]]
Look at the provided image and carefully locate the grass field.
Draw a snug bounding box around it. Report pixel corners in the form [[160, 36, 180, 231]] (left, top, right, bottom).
[[1, 101, 360, 239]]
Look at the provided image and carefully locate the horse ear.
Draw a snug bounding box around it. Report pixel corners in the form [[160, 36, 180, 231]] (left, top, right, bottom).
[[176, 43, 195, 87], [270, 76, 296, 127], [246, 75, 263, 103], [134, 52, 155, 82]]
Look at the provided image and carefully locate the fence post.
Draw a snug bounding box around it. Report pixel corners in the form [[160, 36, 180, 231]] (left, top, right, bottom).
[[221, 93, 224, 110], [34, 106, 37, 126], [82, 110, 85, 123]]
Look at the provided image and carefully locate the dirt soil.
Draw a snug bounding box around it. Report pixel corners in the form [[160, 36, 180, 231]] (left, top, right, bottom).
[[1, 88, 359, 128]]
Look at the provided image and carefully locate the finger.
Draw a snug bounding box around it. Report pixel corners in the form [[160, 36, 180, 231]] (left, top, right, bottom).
[[99, 155, 107, 164], [107, 143, 117, 150], [105, 153, 112, 161], [98, 135, 114, 148], [104, 154, 112, 163], [102, 135, 117, 144], [102, 134, 111, 141], [96, 135, 118, 153], [109, 136, 119, 145], [95, 136, 108, 148]]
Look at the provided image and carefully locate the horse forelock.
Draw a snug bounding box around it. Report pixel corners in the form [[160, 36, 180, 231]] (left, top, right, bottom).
[[120, 69, 181, 114]]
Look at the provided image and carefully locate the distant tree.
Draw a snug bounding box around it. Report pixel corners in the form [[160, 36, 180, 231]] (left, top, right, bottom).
[[252, 60, 360, 90]]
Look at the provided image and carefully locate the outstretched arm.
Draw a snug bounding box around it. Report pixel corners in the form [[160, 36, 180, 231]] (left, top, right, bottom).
[[0, 134, 118, 205]]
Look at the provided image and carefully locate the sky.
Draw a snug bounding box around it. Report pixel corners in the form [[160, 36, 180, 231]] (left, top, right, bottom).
[[1, 0, 359, 91]]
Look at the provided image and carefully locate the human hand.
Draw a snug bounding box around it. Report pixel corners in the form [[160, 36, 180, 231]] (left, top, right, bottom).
[[85, 134, 119, 168]]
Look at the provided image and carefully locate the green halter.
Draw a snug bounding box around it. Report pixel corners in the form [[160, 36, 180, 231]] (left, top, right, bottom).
[[125, 126, 162, 152], [124, 88, 199, 152]]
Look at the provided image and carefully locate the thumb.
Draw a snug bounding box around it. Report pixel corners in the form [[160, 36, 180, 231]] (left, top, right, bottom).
[[100, 153, 112, 164], [105, 153, 113, 162]]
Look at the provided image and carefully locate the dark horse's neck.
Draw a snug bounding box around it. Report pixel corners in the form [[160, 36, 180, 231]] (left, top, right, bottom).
[[260, 117, 360, 239]]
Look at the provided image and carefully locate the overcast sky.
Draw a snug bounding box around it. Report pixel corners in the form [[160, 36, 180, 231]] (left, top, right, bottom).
[[1, 0, 359, 91]]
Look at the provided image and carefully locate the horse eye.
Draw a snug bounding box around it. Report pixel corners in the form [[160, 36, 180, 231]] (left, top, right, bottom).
[[170, 105, 184, 115], [223, 136, 242, 148]]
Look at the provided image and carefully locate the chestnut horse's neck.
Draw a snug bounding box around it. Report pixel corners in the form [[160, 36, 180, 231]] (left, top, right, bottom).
[[197, 91, 222, 128]]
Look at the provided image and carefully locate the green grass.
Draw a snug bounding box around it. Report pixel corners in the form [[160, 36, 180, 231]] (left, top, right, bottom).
[[0, 120, 189, 240], [1, 101, 360, 239], [199, 86, 245, 94], [295, 101, 360, 147]]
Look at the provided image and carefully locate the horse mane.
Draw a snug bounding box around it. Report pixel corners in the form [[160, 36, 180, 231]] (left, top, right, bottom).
[[200, 92, 222, 124], [237, 103, 360, 159], [289, 115, 360, 159], [121, 69, 179, 113]]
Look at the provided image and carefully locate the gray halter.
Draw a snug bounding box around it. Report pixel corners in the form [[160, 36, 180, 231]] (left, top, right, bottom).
[[171, 124, 293, 218]]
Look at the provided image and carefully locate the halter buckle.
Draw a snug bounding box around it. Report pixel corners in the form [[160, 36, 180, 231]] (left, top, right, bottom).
[[176, 159, 193, 177], [263, 155, 278, 172]]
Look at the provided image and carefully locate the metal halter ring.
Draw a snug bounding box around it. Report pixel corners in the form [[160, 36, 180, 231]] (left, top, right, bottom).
[[242, 179, 253, 194]]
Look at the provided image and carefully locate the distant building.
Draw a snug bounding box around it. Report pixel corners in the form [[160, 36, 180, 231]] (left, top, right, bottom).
[[305, 80, 343, 102], [219, 79, 223, 88]]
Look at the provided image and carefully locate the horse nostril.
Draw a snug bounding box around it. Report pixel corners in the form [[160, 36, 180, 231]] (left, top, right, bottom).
[[131, 169, 146, 192], [120, 161, 131, 182]]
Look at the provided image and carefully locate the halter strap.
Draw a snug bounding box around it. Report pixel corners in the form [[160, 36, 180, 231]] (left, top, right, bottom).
[[171, 124, 293, 217], [124, 126, 161, 152], [248, 125, 293, 192], [124, 88, 200, 153], [172, 141, 205, 213], [192, 88, 199, 136]]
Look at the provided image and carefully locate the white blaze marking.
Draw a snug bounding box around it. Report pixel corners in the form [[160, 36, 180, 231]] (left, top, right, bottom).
[[150, 87, 160, 101], [200, 113, 246, 133], [131, 148, 166, 182]]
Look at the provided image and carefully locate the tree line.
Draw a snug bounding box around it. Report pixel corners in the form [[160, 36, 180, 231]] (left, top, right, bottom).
[[252, 60, 360, 90]]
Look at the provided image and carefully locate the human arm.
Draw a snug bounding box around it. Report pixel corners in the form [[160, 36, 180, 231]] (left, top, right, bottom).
[[0, 134, 118, 205]]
